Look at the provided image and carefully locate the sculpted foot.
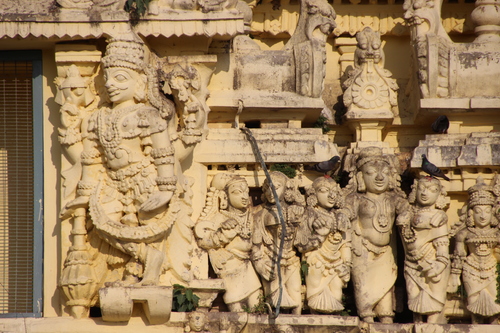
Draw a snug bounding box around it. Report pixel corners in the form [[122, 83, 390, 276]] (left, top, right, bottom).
[[379, 316, 393, 324]]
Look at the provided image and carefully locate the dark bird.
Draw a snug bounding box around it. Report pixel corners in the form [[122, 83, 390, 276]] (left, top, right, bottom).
[[305, 156, 341, 174], [421, 154, 450, 181], [431, 115, 449, 134]]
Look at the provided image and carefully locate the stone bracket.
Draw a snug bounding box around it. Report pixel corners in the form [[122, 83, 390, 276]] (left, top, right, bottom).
[[99, 286, 173, 325]]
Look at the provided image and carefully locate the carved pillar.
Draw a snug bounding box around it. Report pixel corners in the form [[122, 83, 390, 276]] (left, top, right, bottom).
[[471, 0, 500, 43], [55, 44, 101, 319]]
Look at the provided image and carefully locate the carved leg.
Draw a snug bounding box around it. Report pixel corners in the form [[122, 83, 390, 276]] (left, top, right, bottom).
[[427, 311, 446, 324], [246, 289, 263, 310], [375, 289, 394, 323], [139, 244, 166, 286], [489, 314, 499, 325]]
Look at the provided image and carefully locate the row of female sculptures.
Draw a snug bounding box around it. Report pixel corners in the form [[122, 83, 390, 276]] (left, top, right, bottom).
[[195, 147, 500, 325]]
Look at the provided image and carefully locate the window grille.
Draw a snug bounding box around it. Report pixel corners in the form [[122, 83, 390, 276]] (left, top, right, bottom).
[[0, 51, 43, 317]]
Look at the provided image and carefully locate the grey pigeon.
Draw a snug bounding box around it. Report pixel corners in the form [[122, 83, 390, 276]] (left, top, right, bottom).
[[421, 154, 450, 181], [305, 156, 341, 174], [431, 115, 449, 134]]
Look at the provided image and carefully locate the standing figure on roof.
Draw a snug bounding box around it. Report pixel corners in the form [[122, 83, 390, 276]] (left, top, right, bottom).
[[295, 176, 351, 314], [400, 177, 450, 323], [252, 171, 305, 314], [342, 147, 411, 323], [195, 173, 262, 312], [449, 177, 500, 324]]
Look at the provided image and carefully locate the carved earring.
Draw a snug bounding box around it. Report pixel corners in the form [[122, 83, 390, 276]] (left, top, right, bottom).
[[356, 172, 366, 192]]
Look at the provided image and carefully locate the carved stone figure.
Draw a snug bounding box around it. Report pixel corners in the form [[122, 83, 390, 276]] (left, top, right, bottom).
[[342, 26, 398, 116], [400, 177, 450, 323], [295, 176, 351, 314], [195, 174, 262, 311], [252, 171, 305, 314], [62, 32, 186, 291], [342, 147, 410, 323], [449, 177, 500, 324]]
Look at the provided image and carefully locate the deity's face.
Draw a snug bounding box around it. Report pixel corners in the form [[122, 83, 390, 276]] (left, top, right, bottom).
[[264, 178, 285, 204], [361, 161, 390, 194], [472, 204, 493, 228], [227, 182, 249, 210], [104, 67, 142, 107], [315, 183, 337, 209], [416, 179, 440, 207]]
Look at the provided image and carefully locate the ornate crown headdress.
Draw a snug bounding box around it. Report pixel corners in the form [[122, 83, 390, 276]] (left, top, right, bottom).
[[101, 32, 146, 71], [356, 146, 390, 169], [468, 176, 496, 207]]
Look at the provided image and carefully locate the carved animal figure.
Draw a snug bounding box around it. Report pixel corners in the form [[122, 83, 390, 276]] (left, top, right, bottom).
[[421, 154, 450, 181]]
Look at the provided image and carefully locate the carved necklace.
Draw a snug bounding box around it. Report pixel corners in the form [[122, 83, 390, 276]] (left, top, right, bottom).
[[220, 209, 252, 239], [98, 104, 143, 149], [365, 195, 391, 233]]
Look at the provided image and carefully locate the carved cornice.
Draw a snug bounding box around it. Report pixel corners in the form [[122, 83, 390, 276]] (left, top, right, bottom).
[[250, 3, 475, 37]]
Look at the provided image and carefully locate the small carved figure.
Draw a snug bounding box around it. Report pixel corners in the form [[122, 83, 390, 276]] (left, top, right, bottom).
[[185, 310, 209, 333], [252, 171, 305, 314], [295, 176, 351, 314], [400, 177, 450, 323], [342, 147, 411, 323], [195, 174, 262, 312], [449, 177, 500, 324], [62, 33, 179, 287]]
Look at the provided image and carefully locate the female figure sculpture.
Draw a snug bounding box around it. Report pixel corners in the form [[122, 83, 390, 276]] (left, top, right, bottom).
[[449, 177, 500, 324], [252, 171, 305, 314], [195, 174, 262, 311], [295, 176, 351, 314], [401, 177, 450, 323], [63, 33, 178, 286], [342, 147, 410, 323]]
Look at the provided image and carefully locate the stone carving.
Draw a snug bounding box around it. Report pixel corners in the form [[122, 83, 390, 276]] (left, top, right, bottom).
[[403, 0, 452, 99], [342, 27, 399, 117], [195, 174, 262, 312], [163, 64, 205, 145], [60, 32, 196, 318], [285, 0, 336, 98], [399, 177, 450, 323], [295, 176, 351, 314], [230, 0, 335, 102], [252, 171, 305, 314], [449, 177, 500, 324], [342, 147, 410, 323]]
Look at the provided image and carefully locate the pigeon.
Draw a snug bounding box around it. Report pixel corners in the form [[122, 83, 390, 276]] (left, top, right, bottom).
[[421, 154, 450, 181], [305, 156, 341, 174], [431, 115, 449, 134]]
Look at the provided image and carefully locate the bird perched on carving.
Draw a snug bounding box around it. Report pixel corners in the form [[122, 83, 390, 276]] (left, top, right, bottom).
[[421, 154, 450, 181], [431, 115, 449, 134], [305, 156, 341, 175]]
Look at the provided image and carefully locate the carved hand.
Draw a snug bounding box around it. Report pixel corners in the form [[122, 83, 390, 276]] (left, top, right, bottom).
[[426, 260, 446, 282], [335, 212, 350, 232], [140, 190, 174, 212], [221, 218, 238, 230], [447, 273, 461, 293], [255, 259, 274, 281], [60, 195, 90, 219], [312, 218, 330, 236]]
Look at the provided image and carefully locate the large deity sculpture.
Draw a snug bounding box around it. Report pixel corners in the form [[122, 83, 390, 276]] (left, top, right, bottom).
[[295, 176, 351, 314], [400, 177, 450, 323], [252, 171, 305, 314], [195, 174, 262, 312], [449, 177, 500, 324], [342, 147, 410, 323], [62, 33, 185, 288]]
